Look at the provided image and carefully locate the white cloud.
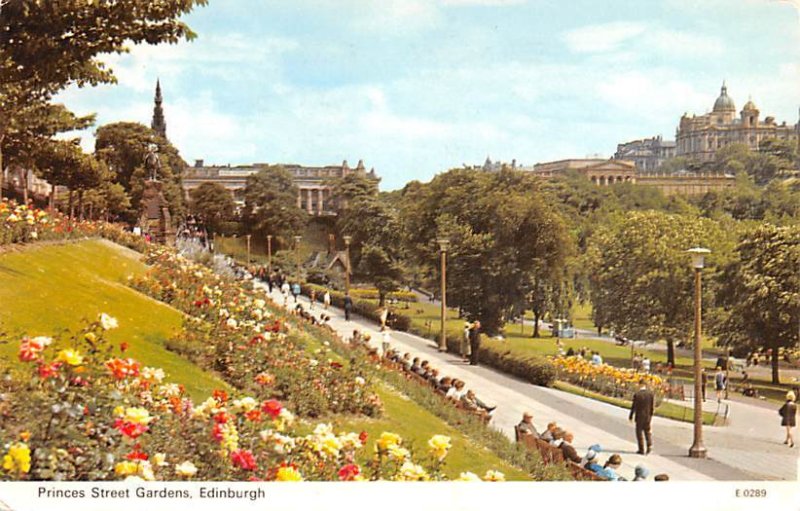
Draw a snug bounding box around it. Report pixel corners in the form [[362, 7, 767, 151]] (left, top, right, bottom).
[[595, 71, 709, 122], [563, 21, 725, 58], [440, 0, 526, 5], [563, 22, 647, 53]]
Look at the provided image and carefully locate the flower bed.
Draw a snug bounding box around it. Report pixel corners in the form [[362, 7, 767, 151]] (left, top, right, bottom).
[[130, 249, 382, 418], [0, 316, 506, 481], [550, 356, 666, 404], [1, 199, 148, 252]]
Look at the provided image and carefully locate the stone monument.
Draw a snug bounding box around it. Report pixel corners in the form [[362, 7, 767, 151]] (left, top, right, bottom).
[[138, 144, 174, 244]]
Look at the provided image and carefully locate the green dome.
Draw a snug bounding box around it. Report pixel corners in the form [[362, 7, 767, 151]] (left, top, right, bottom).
[[713, 83, 735, 112]]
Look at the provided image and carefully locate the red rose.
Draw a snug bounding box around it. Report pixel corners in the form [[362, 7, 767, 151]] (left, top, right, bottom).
[[230, 449, 258, 471], [261, 399, 282, 419], [358, 431, 368, 445], [338, 463, 361, 481]]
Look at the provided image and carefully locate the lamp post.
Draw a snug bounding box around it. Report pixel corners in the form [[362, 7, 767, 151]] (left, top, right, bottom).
[[437, 238, 450, 352], [343, 235, 352, 295], [246, 234, 252, 265], [266, 235, 272, 275], [294, 235, 302, 280], [687, 247, 710, 459]]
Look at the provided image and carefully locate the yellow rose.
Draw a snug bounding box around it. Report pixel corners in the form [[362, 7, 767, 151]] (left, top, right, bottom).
[[114, 461, 139, 476], [427, 435, 451, 460], [376, 432, 401, 451], [397, 461, 428, 481], [56, 349, 84, 366], [275, 466, 303, 482], [2, 443, 31, 474], [124, 407, 153, 425], [483, 470, 505, 481]]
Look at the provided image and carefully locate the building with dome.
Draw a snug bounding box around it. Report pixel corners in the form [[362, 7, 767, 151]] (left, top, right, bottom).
[[675, 82, 799, 162]]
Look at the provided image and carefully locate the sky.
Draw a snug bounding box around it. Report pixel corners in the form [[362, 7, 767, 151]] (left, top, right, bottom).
[[56, 0, 800, 190]]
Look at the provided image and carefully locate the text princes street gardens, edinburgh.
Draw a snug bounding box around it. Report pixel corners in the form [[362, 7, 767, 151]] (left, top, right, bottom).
[[37, 486, 267, 501]]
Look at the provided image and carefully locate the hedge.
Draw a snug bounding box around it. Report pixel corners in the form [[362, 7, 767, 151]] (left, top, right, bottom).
[[349, 288, 417, 303], [300, 283, 555, 387], [300, 283, 413, 332]]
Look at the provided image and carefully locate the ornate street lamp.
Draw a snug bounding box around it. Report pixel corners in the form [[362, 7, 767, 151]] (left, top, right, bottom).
[[266, 235, 273, 275], [343, 235, 352, 295], [437, 238, 450, 352], [294, 235, 302, 279], [687, 247, 710, 459]]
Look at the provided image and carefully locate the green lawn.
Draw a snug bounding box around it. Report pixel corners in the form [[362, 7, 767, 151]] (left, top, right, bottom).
[[0, 240, 228, 400], [332, 385, 532, 480]]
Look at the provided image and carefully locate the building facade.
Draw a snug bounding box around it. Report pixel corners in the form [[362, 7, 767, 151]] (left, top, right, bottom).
[[676, 83, 799, 162], [532, 158, 637, 185], [614, 135, 676, 171], [182, 159, 379, 215]]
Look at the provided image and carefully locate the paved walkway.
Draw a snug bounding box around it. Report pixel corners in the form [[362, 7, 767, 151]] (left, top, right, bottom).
[[262, 285, 798, 481]]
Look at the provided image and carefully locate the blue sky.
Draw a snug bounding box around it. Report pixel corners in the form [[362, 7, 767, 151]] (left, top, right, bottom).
[[57, 0, 800, 190]]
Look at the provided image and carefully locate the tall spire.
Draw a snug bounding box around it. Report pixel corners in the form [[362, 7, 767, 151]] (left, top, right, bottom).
[[151, 79, 167, 138]]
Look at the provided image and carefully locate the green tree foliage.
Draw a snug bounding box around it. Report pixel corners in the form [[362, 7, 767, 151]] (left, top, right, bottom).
[[712, 224, 800, 384], [0, 0, 207, 198], [338, 195, 405, 304], [400, 169, 571, 334], [189, 182, 236, 234], [94, 122, 185, 221], [33, 139, 111, 219], [586, 211, 734, 365], [329, 171, 379, 214], [242, 166, 307, 242]]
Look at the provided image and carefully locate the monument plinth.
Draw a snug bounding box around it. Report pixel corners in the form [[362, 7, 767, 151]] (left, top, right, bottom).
[[139, 179, 173, 245]]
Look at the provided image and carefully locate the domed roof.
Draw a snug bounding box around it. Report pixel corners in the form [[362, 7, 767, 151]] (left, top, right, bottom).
[[742, 97, 758, 111], [713, 83, 735, 112]]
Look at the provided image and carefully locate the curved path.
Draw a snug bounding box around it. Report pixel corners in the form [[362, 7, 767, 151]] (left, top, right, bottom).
[[259, 284, 797, 481]]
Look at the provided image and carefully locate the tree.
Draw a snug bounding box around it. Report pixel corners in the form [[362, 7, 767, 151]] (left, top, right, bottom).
[[82, 182, 131, 221], [94, 122, 186, 221], [338, 195, 405, 304], [713, 224, 800, 384], [190, 182, 236, 234], [400, 168, 571, 334], [1, 102, 94, 203], [0, 0, 208, 198], [329, 171, 379, 214], [33, 139, 111, 219], [586, 211, 733, 366], [242, 166, 307, 242]]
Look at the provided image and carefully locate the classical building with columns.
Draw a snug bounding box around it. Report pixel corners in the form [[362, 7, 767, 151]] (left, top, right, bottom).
[[532, 159, 637, 185], [676, 83, 799, 162], [182, 159, 379, 215]]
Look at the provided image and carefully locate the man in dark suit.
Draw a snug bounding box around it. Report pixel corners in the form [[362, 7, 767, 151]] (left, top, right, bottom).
[[343, 293, 353, 321], [629, 380, 655, 454], [469, 320, 481, 366]]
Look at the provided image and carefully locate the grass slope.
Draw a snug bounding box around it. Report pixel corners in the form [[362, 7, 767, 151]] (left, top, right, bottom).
[[0, 239, 228, 400]]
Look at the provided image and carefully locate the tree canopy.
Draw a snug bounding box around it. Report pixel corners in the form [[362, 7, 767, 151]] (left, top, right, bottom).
[[242, 166, 308, 243]]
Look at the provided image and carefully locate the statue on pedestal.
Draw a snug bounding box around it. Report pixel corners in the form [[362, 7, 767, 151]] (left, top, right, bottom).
[[138, 143, 173, 244]]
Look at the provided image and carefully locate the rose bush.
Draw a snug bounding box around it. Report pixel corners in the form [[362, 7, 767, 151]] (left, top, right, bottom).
[[0, 317, 505, 482]]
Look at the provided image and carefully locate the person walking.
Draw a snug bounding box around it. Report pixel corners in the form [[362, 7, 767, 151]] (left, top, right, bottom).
[[700, 367, 708, 402], [281, 281, 290, 307], [380, 307, 389, 329], [380, 326, 392, 357], [461, 322, 472, 362], [291, 282, 301, 304], [779, 391, 797, 448], [309, 289, 316, 310], [714, 366, 727, 402], [343, 293, 353, 321], [629, 379, 655, 455], [469, 320, 481, 366], [323, 289, 331, 310]]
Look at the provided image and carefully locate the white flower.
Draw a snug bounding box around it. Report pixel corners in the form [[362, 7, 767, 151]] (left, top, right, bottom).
[[31, 336, 52, 347], [226, 318, 238, 329], [457, 472, 482, 482], [99, 313, 119, 330], [483, 470, 505, 482], [141, 367, 165, 383], [254, 299, 266, 309], [175, 461, 198, 477], [232, 397, 258, 413], [219, 308, 230, 318], [355, 376, 366, 386]]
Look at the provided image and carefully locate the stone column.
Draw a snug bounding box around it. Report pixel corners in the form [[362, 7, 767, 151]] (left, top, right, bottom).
[[297, 189, 302, 208], [317, 188, 324, 214], [306, 189, 313, 213]]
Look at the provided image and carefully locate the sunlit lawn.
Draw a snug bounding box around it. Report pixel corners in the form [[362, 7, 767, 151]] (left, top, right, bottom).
[[0, 240, 229, 400]]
